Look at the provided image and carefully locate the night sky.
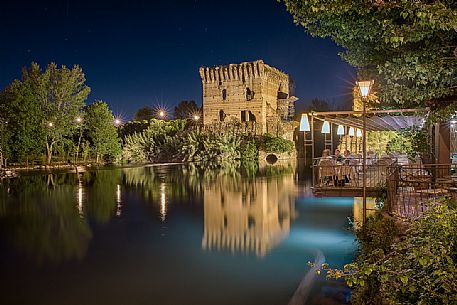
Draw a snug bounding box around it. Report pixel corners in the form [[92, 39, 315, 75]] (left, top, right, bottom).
[[1, 0, 355, 119]]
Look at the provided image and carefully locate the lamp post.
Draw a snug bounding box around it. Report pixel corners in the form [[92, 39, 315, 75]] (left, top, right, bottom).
[[357, 80, 373, 225], [75, 117, 83, 163]]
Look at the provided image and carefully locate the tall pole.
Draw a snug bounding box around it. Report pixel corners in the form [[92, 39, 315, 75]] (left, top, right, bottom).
[[362, 98, 367, 225]]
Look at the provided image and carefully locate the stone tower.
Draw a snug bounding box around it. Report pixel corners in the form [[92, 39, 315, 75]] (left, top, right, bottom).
[[199, 60, 297, 135]]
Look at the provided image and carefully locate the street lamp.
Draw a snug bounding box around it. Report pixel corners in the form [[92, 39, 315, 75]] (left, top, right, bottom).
[[75, 117, 83, 162], [114, 118, 121, 126], [48, 122, 53, 128], [193, 114, 200, 121], [357, 80, 373, 225], [157, 109, 167, 119]]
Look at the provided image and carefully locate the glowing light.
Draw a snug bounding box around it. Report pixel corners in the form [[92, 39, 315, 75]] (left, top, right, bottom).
[[77, 179, 84, 217], [116, 184, 122, 216], [299, 114, 310, 132], [160, 183, 167, 222], [337, 125, 345, 135], [75, 117, 82, 123], [193, 114, 200, 121], [348, 127, 355, 137], [357, 80, 373, 98], [356, 129, 362, 137], [321, 121, 330, 134], [114, 118, 122, 126], [48, 122, 53, 127]]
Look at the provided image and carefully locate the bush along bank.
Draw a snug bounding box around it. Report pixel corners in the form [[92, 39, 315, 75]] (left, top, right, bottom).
[[311, 198, 457, 305], [121, 120, 295, 164]]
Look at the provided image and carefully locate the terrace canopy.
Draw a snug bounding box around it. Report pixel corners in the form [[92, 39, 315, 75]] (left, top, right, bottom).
[[300, 108, 430, 161], [308, 108, 428, 132]]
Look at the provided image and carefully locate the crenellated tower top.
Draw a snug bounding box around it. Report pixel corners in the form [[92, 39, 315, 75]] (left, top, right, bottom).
[[199, 60, 288, 84]]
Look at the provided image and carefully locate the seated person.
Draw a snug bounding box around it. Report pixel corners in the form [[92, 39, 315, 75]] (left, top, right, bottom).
[[343, 150, 353, 162], [334, 149, 344, 163], [319, 149, 335, 185], [319, 149, 333, 164]]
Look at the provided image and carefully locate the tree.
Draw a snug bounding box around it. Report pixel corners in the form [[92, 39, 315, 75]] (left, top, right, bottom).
[[134, 106, 155, 121], [282, 1, 457, 118], [0, 118, 9, 168], [0, 77, 45, 164], [84, 100, 122, 163], [22, 63, 91, 165], [174, 100, 200, 119], [304, 98, 331, 112]]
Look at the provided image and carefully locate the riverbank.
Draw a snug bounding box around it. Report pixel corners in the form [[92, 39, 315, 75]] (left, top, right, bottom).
[[321, 199, 457, 305]]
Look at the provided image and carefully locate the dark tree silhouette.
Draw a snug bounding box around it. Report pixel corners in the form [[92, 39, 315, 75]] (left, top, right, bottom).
[[174, 100, 200, 119], [134, 106, 155, 121]]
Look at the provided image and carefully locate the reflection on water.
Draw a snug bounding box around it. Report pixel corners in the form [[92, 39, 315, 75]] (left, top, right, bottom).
[[116, 184, 122, 216], [159, 182, 167, 221], [0, 175, 92, 263], [0, 162, 303, 263], [202, 173, 296, 256], [353, 197, 376, 228], [0, 161, 358, 305]]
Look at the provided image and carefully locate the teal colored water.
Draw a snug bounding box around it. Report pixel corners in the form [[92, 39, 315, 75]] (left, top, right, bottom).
[[0, 163, 359, 305]]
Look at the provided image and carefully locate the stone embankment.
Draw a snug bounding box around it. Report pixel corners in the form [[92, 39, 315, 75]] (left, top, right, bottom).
[[0, 170, 18, 178]]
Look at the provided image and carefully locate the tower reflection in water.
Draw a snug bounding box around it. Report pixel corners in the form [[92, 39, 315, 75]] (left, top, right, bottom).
[[202, 173, 296, 257]]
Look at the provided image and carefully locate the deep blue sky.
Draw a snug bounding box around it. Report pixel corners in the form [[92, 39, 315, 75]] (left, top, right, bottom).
[[0, 0, 355, 119]]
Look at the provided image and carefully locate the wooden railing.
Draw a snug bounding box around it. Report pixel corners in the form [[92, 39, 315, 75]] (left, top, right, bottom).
[[312, 157, 397, 190], [386, 163, 457, 217]]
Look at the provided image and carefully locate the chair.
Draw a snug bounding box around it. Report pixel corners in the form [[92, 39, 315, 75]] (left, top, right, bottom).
[[319, 158, 336, 186], [340, 164, 355, 186]]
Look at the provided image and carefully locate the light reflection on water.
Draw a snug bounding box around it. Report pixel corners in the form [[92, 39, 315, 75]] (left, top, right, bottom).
[[0, 161, 362, 305]]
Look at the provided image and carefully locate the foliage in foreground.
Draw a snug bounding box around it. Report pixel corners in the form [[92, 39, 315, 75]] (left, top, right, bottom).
[[315, 200, 457, 305], [282, 0, 457, 120]]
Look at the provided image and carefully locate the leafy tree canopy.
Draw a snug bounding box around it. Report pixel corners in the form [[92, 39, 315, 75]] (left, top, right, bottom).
[[84, 100, 121, 163], [0, 79, 45, 162], [282, 0, 457, 118], [23, 62, 90, 164]]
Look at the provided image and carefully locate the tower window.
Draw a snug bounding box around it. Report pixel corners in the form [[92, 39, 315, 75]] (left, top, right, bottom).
[[246, 88, 254, 101], [222, 89, 227, 101], [241, 110, 249, 122], [219, 110, 226, 122]]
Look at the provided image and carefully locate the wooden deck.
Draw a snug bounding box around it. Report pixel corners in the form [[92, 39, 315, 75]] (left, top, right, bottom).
[[313, 162, 457, 219], [312, 165, 390, 196]]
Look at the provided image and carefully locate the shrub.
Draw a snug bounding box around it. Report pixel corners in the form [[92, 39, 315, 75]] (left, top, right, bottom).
[[355, 211, 397, 256], [320, 199, 457, 305], [263, 133, 294, 154], [240, 139, 258, 161]]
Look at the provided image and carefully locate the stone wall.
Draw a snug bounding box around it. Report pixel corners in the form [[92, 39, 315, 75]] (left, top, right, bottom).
[[199, 60, 295, 135]]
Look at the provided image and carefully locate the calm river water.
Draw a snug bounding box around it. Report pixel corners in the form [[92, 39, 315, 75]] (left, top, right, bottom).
[[0, 161, 367, 305]]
